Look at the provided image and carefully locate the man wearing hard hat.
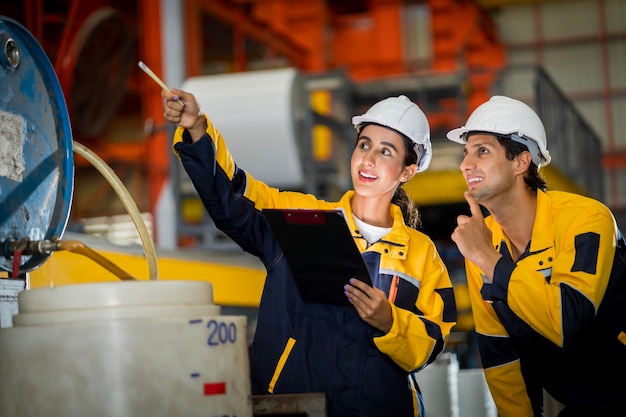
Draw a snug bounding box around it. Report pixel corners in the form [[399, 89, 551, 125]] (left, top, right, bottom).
[[447, 96, 626, 417]]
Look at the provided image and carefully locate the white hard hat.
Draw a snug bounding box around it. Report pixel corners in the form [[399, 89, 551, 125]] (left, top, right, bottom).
[[446, 95, 551, 168], [352, 95, 432, 172]]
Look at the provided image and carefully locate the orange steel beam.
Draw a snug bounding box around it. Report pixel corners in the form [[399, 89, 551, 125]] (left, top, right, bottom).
[[428, 0, 505, 112], [72, 142, 150, 167], [370, 0, 404, 76], [184, 0, 205, 77], [330, 3, 404, 80], [234, 0, 327, 71], [603, 151, 626, 170], [138, 0, 170, 242], [185, 0, 312, 76]]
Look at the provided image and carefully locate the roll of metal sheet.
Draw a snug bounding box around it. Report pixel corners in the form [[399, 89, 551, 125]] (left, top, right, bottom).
[[181, 68, 306, 189]]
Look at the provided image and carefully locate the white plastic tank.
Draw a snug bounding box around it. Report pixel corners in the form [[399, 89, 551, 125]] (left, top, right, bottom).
[[0, 279, 252, 417]]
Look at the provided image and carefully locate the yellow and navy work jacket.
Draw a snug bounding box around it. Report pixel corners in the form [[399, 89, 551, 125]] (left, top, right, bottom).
[[173, 116, 456, 417], [467, 190, 626, 416]]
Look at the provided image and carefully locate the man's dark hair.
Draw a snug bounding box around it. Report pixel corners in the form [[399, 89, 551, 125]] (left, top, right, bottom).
[[497, 136, 548, 192]]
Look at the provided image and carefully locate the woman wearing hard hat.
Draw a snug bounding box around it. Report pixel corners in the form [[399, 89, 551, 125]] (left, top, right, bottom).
[[163, 90, 456, 417], [448, 95, 626, 416]]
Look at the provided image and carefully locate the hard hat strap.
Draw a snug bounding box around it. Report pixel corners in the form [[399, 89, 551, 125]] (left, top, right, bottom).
[[509, 133, 545, 167], [415, 144, 425, 166]]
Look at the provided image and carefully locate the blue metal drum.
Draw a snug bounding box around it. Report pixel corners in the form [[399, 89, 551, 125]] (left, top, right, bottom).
[[0, 17, 74, 273]]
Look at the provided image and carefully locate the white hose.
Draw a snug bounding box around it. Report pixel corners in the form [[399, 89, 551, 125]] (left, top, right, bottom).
[[72, 141, 159, 280]]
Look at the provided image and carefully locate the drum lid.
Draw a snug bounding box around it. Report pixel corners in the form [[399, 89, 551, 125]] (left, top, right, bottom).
[[0, 17, 74, 273]]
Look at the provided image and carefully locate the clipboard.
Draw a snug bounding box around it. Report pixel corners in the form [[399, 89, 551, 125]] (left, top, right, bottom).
[[262, 208, 373, 305]]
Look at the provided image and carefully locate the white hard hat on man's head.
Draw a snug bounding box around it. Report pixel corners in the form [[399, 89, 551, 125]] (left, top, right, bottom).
[[352, 95, 432, 172], [446, 95, 551, 168]]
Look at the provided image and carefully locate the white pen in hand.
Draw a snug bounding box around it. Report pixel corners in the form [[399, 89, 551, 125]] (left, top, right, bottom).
[[138, 61, 171, 93]]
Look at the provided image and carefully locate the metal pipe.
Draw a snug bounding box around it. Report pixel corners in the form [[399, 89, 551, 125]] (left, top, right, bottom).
[[2, 238, 137, 281]]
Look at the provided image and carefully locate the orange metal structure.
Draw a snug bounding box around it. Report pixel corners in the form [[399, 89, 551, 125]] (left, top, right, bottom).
[[183, 0, 505, 85], [14, 0, 506, 234], [182, 0, 505, 134], [17, 0, 171, 239]]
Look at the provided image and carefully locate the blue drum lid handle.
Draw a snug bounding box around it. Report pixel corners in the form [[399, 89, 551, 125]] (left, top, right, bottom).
[[0, 33, 20, 70]]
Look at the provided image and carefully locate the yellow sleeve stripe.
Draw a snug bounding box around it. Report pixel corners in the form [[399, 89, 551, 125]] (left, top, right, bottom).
[[268, 337, 296, 393], [171, 115, 237, 179]]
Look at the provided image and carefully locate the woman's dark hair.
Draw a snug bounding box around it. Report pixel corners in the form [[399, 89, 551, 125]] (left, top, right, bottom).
[[497, 136, 548, 191], [393, 186, 421, 230], [394, 135, 421, 229], [355, 122, 422, 229]]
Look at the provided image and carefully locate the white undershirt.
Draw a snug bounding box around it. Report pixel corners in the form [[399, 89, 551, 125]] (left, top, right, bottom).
[[353, 215, 391, 245]]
